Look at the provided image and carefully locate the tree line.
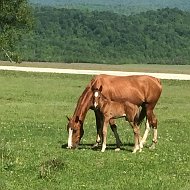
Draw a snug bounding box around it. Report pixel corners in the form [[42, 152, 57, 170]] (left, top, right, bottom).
[[29, 0, 190, 14], [4, 7, 190, 64]]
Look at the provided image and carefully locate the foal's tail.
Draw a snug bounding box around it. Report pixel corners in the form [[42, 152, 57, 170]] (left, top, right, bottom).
[[137, 103, 146, 126]]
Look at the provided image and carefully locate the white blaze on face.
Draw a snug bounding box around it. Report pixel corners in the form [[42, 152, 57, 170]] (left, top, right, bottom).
[[94, 91, 99, 108], [67, 128, 73, 148]]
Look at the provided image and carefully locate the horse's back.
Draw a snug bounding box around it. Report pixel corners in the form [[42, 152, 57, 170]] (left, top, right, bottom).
[[91, 74, 161, 90], [90, 74, 162, 105]]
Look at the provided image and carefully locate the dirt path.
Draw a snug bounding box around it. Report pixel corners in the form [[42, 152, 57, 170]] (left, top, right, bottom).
[[0, 65, 190, 80]]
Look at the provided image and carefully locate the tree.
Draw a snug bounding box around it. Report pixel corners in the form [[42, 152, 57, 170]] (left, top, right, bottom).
[[0, 0, 33, 62]]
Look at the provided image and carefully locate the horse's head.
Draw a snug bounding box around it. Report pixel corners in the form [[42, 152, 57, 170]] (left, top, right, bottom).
[[67, 116, 84, 149]]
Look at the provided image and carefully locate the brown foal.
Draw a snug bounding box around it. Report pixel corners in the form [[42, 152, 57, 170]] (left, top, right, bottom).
[[93, 86, 142, 153]]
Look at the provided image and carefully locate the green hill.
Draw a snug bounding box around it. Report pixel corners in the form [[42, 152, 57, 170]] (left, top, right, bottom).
[[14, 7, 190, 64]]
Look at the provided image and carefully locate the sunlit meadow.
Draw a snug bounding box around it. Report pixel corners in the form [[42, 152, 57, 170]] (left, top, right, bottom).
[[0, 70, 189, 190]]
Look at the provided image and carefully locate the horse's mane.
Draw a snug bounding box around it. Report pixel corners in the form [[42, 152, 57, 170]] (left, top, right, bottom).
[[72, 77, 97, 118]]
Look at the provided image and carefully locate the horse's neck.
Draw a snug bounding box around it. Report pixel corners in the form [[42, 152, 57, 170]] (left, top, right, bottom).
[[73, 86, 92, 121], [73, 101, 90, 121]]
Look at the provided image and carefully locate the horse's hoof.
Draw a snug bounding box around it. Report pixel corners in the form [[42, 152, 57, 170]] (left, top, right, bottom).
[[149, 144, 156, 150], [118, 141, 123, 146], [101, 147, 106, 152], [92, 143, 99, 149], [115, 148, 120, 152], [132, 144, 140, 153], [139, 142, 144, 149]]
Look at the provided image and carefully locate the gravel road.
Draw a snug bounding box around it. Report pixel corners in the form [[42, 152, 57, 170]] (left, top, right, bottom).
[[0, 65, 190, 80]]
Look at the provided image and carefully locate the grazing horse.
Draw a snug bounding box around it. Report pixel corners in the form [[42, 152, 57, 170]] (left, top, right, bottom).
[[67, 74, 162, 151], [93, 86, 141, 153]]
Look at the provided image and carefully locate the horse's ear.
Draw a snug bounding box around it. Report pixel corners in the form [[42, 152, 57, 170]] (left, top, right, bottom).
[[75, 116, 79, 123], [66, 116, 71, 121], [99, 85, 103, 92], [91, 86, 95, 91], [75, 116, 83, 125]]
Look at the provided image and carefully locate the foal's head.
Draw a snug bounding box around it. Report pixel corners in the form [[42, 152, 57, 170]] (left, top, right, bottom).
[[93, 86, 104, 109]]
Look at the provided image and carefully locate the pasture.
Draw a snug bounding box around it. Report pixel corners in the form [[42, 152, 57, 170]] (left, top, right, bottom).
[[0, 70, 190, 190]]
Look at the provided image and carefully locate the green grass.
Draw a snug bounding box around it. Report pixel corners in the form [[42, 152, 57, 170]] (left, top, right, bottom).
[[0, 71, 190, 190]]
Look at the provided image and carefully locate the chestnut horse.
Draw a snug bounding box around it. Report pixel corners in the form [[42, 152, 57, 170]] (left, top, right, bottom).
[[93, 86, 141, 153], [67, 74, 162, 151]]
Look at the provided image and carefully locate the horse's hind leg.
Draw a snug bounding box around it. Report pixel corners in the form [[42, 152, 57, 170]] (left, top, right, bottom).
[[151, 127, 158, 150], [150, 114, 158, 150], [146, 106, 158, 149], [109, 119, 122, 151], [140, 119, 150, 148]]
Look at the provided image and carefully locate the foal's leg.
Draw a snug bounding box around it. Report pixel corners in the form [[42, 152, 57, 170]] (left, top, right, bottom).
[[130, 122, 141, 153], [101, 119, 109, 152], [109, 119, 122, 151]]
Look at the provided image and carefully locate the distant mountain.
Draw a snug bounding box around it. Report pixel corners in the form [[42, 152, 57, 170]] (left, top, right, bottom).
[[14, 7, 190, 64], [29, 0, 190, 14]]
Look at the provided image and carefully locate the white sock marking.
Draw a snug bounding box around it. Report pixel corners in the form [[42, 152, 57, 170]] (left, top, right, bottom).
[[141, 119, 150, 144], [101, 143, 106, 152]]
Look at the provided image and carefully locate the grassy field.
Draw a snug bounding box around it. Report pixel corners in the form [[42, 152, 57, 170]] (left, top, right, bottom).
[[0, 70, 190, 190]]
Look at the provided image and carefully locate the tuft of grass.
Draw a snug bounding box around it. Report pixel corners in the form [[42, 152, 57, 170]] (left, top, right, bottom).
[[39, 158, 65, 179], [1, 140, 16, 172]]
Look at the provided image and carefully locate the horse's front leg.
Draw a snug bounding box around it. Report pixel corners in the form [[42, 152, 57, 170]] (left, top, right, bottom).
[[101, 119, 109, 152], [93, 110, 103, 148]]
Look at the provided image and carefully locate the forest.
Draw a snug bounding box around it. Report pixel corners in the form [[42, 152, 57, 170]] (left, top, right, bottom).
[[4, 7, 190, 64], [29, 0, 190, 14]]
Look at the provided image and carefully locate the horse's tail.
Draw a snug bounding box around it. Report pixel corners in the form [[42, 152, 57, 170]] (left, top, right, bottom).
[[158, 78, 161, 84], [137, 103, 146, 126], [156, 78, 162, 85]]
